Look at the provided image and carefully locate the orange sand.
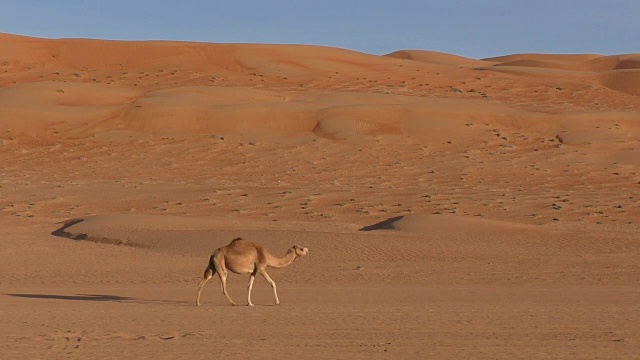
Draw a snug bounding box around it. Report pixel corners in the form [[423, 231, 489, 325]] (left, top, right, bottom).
[[1, 33, 639, 359]]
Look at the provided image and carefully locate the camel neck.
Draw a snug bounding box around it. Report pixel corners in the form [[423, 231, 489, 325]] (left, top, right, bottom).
[[269, 249, 297, 268]]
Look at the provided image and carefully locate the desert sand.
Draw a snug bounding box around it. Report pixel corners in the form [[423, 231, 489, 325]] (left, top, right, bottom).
[[1, 33, 639, 359]]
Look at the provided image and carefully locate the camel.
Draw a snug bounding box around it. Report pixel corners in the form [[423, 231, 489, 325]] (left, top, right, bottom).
[[196, 237, 309, 306]]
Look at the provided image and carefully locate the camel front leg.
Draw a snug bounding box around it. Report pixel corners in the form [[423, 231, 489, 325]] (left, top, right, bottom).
[[259, 269, 280, 305]]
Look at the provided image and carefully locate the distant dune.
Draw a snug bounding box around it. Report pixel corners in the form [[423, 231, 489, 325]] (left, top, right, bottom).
[[483, 53, 602, 63], [482, 52, 640, 95], [1, 33, 639, 139]]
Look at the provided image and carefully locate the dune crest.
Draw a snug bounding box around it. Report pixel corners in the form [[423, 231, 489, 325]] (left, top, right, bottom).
[[384, 50, 490, 67]]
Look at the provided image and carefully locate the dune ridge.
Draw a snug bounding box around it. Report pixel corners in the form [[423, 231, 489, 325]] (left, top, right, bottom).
[[384, 50, 490, 67]]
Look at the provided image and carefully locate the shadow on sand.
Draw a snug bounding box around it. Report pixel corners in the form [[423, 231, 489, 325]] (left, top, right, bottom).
[[50, 218, 144, 248], [8, 293, 135, 302], [7, 293, 193, 306], [359, 216, 403, 231]]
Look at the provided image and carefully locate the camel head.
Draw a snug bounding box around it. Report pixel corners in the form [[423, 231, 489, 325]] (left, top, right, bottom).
[[292, 244, 310, 257]]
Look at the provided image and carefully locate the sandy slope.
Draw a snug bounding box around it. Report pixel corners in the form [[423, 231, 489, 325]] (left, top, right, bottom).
[[1, 34, 640, 359]]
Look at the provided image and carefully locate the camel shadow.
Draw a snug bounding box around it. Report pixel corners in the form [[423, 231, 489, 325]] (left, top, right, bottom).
[[9, 293, 135, 302], [7, 293, 193, 306]]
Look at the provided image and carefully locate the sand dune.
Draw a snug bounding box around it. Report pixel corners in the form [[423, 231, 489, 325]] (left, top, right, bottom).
[[53, 213, 538, 250], [482, 52, 640, 95], [2, 33, 639, 139], [2, 34, 640, 359], [0, 33, 398, 77], [486, 53, 640, 72], [49, 213, 639, 280]]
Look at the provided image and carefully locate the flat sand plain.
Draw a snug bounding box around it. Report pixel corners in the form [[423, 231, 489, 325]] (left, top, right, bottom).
[[1, 34, 639, 359]]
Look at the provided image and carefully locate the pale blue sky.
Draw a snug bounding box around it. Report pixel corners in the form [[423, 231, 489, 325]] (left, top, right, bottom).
[[1, 0, 638, 59]]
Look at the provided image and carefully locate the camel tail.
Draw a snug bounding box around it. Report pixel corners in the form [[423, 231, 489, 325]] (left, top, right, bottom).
[[203, 266, 214, 279], [203, 250, 218, 278]]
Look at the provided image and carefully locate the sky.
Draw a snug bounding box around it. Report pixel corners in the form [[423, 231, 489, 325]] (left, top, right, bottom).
[[1, 0, 639, 59]]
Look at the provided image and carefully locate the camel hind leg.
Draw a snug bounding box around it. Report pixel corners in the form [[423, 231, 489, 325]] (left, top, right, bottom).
[[196, 266, 215, 306], [218, 269, 236, 306]]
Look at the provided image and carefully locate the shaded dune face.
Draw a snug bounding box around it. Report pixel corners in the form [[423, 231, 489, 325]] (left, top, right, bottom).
[[601, 69, 640, 95]]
